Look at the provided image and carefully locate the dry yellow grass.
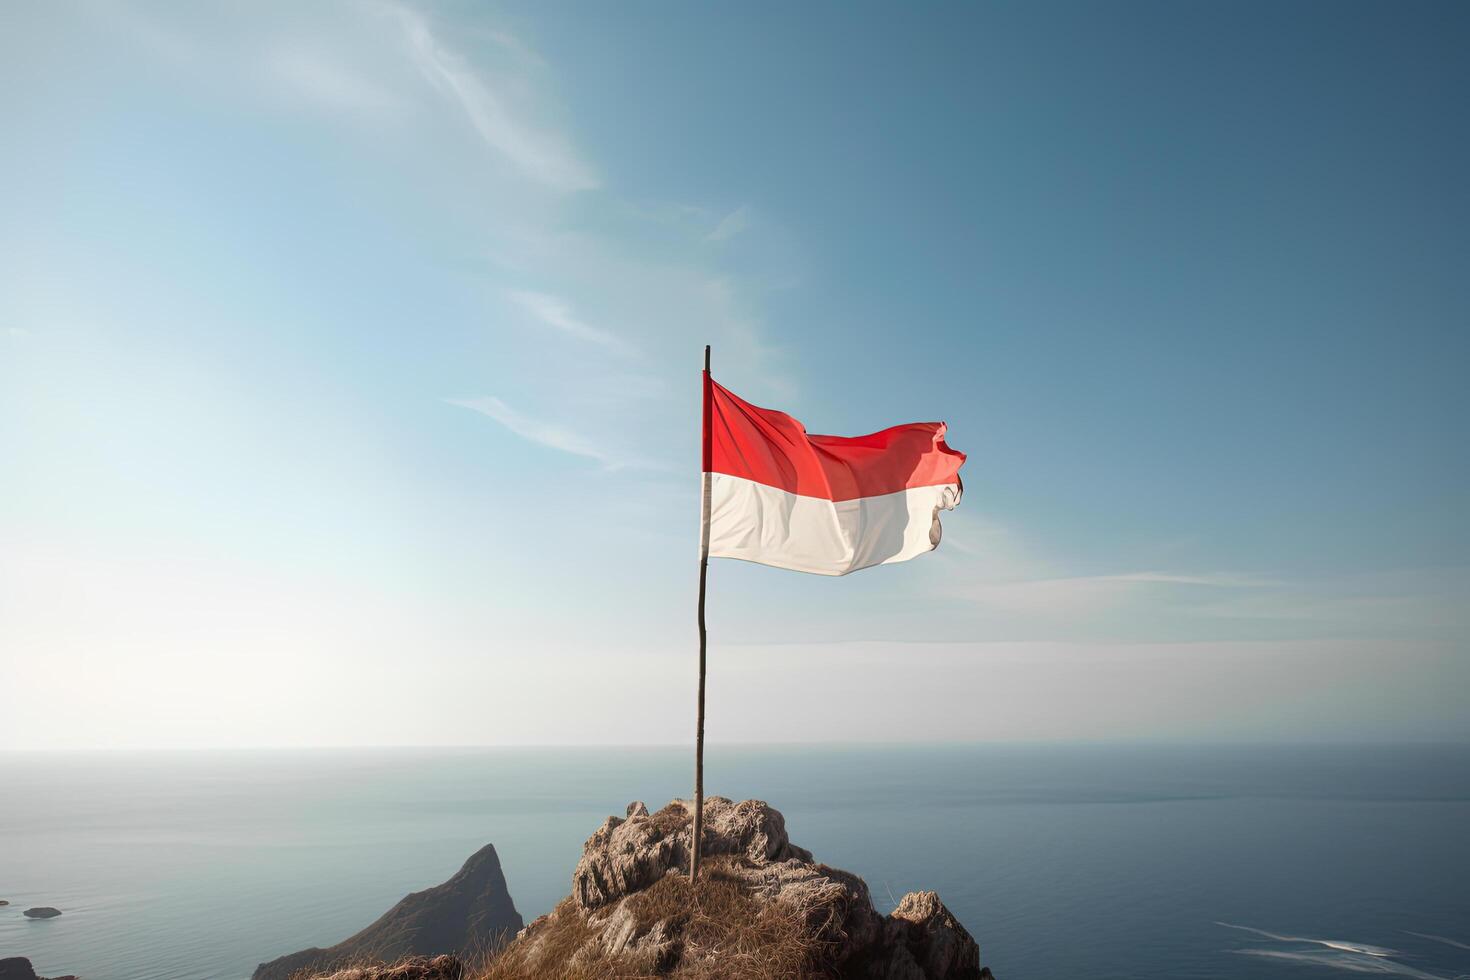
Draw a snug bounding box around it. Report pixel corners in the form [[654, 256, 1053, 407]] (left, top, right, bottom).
[[289, 953, 465, 980], [477, 857, 828, 980]]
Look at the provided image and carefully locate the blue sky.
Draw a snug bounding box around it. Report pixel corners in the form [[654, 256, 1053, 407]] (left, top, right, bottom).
[[1, 0, 1465, 748]]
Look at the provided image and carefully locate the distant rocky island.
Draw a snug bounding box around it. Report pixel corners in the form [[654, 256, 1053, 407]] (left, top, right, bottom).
[[252, 843, 522, 980], [21, 908, 61, 920], [290, 797, 995, 979]]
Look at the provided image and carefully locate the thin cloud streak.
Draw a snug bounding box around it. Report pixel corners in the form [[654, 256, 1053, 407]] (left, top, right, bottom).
[[265, 44, 406, 116], [932, 515, 1461, 642], [956, 569, 1275, 615], [388, 2, 597, 191], [506, 290, 636, 355], [706, 204, 751, 243], [1101, 572, 1285, 588], [446, 396, 660, 471], [447, 395, 608, 464]]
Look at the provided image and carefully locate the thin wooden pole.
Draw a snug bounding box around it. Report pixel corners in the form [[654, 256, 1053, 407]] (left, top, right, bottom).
[[691, 344, 711, 882]]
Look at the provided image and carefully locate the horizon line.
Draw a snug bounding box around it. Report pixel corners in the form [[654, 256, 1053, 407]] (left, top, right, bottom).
[[3, 737, 1467, 754]]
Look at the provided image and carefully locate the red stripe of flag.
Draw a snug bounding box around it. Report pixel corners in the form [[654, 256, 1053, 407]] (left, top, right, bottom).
[[705, 377, 965, 502]]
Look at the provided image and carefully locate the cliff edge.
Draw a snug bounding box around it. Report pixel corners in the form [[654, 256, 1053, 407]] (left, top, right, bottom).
[[253, 843, 522, 980]]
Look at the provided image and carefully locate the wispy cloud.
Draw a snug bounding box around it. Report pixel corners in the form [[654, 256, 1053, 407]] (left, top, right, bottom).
[[446, 395, 656, 470], [505, 290, 635, 355], [103, 1, 785, 472], [476, 29, 548, 69], [956, 571, 1258, 615], [706, 205, 751, 243], [924, 509, 1465, 643], [265, 45, 406, 116], [447, 395, 607, 464], [388, 3, 597, 191], [1098, 571, 1284, 587], [1192, 568, 1470, 634]]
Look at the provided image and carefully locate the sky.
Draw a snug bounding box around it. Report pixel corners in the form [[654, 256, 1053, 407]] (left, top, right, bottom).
[[1, 0, 1466, 749]]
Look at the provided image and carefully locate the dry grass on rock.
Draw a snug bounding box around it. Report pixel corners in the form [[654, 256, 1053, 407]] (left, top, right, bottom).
[[479, 858, 821, 980], [290, 954, 465, 980]]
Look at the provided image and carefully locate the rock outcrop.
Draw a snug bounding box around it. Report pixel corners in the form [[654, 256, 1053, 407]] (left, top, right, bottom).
[[21, 908, 61, 919], [253, 844, 522, 980], [0, 957, 77, 980], [483, 797, 994, 979]]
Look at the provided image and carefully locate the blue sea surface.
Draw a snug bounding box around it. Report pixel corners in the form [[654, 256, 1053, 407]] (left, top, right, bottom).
[[1, 744, 1467, 980]]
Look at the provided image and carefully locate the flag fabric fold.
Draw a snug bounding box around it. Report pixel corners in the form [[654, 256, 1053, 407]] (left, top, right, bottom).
[[703, 376, 965, 576]]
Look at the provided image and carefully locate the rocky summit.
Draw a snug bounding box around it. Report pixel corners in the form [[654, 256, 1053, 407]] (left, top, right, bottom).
[[481, 796, 995, 979]]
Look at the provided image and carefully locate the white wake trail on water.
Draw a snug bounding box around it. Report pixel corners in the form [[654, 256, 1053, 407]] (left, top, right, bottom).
[[1231, 949, 1458, 979], [1217, 922, 1398, 957], [1406, 932, 1470, 952]]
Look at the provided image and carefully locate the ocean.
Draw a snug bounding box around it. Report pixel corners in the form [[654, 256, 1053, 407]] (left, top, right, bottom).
[[1, 744, 1467, 980]]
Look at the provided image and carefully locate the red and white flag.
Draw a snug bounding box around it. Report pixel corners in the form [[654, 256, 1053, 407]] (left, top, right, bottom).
[[702, 375, 966, 576]]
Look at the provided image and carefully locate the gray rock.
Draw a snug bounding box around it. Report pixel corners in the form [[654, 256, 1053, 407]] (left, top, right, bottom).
[[22, 908, 61, 919], [885, 891, 986, 978], [572, 796, 813, 911], [513, 796, 991, 979], [0, 957, 78, 980], [0, 959, 38, 980]]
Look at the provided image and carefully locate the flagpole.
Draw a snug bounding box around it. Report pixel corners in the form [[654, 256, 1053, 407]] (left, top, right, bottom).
[[691, 344, 711, 882]]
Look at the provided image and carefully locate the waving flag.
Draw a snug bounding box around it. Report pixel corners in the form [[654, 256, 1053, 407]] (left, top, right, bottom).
[[688, 349, 967, 882], [701, 375, 965, 575]]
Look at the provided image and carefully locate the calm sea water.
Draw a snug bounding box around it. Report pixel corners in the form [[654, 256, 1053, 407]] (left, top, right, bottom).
[[1, 744, 1467, 980]]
